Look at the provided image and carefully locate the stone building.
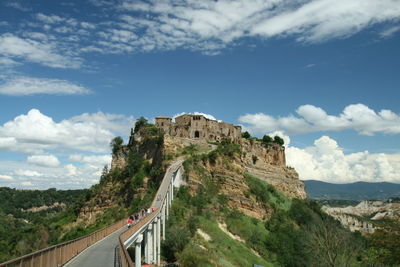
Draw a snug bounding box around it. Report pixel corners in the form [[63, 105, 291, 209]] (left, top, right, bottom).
[[155, 114, 242, 142]]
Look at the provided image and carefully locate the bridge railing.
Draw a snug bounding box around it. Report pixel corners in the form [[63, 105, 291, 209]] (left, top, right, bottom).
[[0, 217, 126, 267], [118, 159, 183, 267]]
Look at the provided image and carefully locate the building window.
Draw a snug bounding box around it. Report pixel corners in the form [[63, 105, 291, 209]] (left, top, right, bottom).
[[195, 131, 200, 138], [161, 122, 164, 126]]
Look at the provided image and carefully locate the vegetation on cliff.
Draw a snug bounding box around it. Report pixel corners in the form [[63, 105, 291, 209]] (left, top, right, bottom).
[[162, 143, 399, 267]]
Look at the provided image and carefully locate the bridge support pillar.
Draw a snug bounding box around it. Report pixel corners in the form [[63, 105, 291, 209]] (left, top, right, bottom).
[[162, 204, 166, 240], [156, 215, 161, 265], [135, 234, 143, 267], [146, 224, 153, 264], [152, 219, 157, 264], [166, 193, 169, 220]]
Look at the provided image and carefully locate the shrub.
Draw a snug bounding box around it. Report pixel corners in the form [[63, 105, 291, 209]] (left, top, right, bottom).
[[241, 131, 251, 139], [110, 136, 123, 154], [262, 135, 273, 145], [252, 155, 258, 164], [274, 135, 284, 146]]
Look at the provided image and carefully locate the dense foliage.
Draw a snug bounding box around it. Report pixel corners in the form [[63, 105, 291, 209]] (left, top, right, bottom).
[[0, 188, 89, 263]]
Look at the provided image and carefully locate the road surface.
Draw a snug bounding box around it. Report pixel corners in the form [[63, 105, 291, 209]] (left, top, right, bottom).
[[64, 226, 127, 267]]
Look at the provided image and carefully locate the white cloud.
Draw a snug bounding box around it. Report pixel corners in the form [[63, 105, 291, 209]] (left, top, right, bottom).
[[21, 181, 34, 186], [380, 25, 400, 38], [6, 2, 31, 12], [239, 103, 400, 135], [36, 13, 64, 24], [0, 76, 92, 96], [65, 164, 78, 176], [0, 57, 20, 66], [4, 0, 399, 57], [0, 174, 13, 180], [28, 154, 60, 167], [0, 108, 134, 154], [69, 154, 111, 165], [14, 170, 43, 177], [286, 136, 400, 183], [0, 33, 82, 68]]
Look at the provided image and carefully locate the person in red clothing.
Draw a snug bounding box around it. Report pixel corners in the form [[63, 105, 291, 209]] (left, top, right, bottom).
[[127, 215, 133, 228]]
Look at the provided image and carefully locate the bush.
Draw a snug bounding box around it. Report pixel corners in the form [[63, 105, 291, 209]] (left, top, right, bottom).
[[274, 135, 284, 146], [252, 155, 258, 164], [216, 139, 240, 158], [162, 225, 191, 262], [262, 135, 273, 145], [110, 136, 123, 154], [241, 131, 251, 139]]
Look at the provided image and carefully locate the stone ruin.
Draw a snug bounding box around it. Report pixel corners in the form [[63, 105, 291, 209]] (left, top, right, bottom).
[[155, 114, 242, 142]]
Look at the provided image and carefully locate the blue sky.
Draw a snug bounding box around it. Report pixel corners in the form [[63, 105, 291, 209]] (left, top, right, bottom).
[[0, 0, 399, 189]]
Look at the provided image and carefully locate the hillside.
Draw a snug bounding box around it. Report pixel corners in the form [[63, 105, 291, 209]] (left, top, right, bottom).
[[161, 142, 372, 266], [305, 180, 400, 200], [0, 188, 88, 263]]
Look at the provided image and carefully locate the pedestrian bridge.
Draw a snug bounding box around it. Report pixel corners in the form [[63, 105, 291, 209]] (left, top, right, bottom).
[[0, 159, 185, 267]]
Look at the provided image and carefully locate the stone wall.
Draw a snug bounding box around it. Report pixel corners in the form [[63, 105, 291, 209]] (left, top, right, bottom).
[[155, 114, 242, 143]]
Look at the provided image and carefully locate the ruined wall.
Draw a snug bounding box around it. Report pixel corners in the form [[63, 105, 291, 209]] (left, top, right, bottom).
[[156, 114, 242, 143]]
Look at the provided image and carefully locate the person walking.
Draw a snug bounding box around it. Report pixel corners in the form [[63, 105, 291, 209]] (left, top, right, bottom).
[[127, 216, 133, 228]]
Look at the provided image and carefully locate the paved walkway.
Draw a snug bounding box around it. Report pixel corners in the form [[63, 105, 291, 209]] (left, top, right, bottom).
[[64, 226, 127, 267]]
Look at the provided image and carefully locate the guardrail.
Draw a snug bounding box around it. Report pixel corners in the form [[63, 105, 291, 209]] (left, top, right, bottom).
[[0, 159, 183, 267], [118, 159, 183, 267], [0, 216, 126, 267]]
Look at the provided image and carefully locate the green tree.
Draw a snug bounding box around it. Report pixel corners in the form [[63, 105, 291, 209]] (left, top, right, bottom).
[[241, 131, 251, 139], [110, 136, 123, 154], [274, 135, 284, 146], [262, 135, 273, 145], [367, 219, 400, 265], [134, 117, 148, 133]]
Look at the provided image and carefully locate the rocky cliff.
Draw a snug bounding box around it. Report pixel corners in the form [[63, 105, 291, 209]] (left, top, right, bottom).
[[161, 135, 306, 220], [322, 200, 400, 234]]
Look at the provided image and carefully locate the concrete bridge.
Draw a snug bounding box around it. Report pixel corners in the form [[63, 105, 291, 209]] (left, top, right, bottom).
[[0, 159, 185, 267]]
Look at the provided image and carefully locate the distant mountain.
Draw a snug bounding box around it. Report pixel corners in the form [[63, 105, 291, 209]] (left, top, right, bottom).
[[304, 180, 400, 200]]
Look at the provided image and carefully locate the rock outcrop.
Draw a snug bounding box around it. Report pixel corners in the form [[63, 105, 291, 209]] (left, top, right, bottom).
[[164, 135, 306, 220], [241, 139, 306, 200], [322, 200, 400, 234]]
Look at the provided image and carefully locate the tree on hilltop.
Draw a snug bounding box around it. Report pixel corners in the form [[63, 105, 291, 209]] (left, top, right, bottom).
[[110, 136, 123, 154]]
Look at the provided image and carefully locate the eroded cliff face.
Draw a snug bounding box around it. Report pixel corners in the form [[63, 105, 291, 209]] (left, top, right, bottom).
[[322, 200, 400, 235], [164, 136, 306, 220], [240, 139, 306, 200]]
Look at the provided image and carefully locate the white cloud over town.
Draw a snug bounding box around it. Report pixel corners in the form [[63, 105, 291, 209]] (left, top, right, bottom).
[[239, 104, 400, 135]]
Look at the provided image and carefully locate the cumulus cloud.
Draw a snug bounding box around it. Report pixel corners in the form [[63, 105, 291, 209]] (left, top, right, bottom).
[[0, 109, 134, 154], [0, 33, 82, 68], [239, 103, 400, 136], [0, 76, 92, 96], [0, 108, 132, 189], [28, 155, 60, 167], [286, 136, 400, 183]]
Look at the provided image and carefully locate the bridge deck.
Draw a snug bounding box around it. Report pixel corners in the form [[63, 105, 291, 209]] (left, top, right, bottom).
[[64, 226, 127, 267]]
